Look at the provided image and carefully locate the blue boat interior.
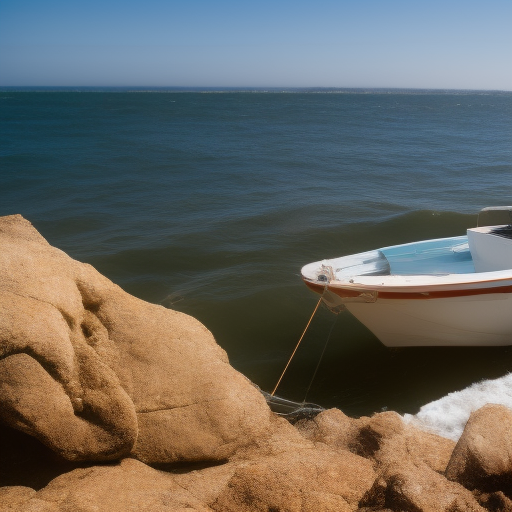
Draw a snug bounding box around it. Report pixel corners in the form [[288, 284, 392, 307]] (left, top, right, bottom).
[[380, 235, 475, 276]]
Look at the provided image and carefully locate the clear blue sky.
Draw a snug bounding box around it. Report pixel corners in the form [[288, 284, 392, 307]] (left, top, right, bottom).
[[1, 0, 511, 90]]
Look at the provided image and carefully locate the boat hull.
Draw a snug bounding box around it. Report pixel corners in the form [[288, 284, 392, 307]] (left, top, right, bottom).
[[346, 293, 512, 347], [305, 281, 512, 346], [301, 231, 512, 347]]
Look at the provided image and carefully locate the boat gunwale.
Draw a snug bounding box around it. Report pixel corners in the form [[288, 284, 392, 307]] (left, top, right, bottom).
[[303, 277, 512, 300], [301, 232, 512, 299]]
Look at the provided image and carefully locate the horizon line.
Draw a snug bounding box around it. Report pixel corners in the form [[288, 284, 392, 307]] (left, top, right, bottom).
[[1, 86, 512, 94]]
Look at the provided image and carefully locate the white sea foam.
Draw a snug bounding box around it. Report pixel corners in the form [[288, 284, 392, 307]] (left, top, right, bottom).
[[403, 373, 512, 441]]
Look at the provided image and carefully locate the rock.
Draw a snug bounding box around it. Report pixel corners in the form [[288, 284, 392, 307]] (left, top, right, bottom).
[[0, 487, 36, 512], [352, 411, 405, 459], [297, 408, 455, 473], [375, 418, 455, 474], [399, 425, 456, 474], [0, 214, 271, 464], [361, 461, 486, 512], [446, 404, 512, 496], [474, 491, 512, 512], [170, 460, 240, 507], [242, 414, 316, 458], [211, 444, 376, 512], [296, 407, 359, 450], [8, 458, 212, 511], [172, 417, 375, 512]]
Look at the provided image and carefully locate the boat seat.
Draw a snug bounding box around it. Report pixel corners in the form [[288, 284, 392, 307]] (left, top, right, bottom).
[[477, 206, 512, 227], [467, 226, 512, 272]]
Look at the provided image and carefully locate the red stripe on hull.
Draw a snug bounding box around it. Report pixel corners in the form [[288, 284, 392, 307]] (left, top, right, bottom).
[[303, 279, 512, 300]]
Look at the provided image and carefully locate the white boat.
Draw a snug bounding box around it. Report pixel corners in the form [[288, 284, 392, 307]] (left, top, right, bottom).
[[301, 207, 512, 347]]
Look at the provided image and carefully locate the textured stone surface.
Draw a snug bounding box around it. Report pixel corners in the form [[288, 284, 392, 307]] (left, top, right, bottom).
[[0, 214, 271, 464], [446, 404, 512, 495], [361, 461, 486, 512], [4, 458, 212, 512], [474, 490, 512, 512], [172, 416, 377, 512], [297, 408, 455, 473], [295, 407, 358, 450], [374, 415, 455, 474], [0, 487, 36, 512], [212, 445, 375, 512]]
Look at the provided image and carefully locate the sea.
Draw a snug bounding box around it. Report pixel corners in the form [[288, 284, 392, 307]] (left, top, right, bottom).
[[2, 88, 512, 438]]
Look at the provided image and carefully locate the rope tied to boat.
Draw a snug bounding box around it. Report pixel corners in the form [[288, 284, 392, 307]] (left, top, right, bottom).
[[265, 290, 340, 420], [270, 296, 324, 397], [267, 270, 343, 419]]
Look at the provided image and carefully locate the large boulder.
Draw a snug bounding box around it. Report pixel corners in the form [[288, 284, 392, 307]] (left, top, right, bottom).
[[173, 416, 376, 512], [446, 404, 512, 496], [360, 461, 485, 512], [0, 214, 271, 464], [211, 447, 374, 512], [297, 408, 455, 473], [0, 458, 212, 512]]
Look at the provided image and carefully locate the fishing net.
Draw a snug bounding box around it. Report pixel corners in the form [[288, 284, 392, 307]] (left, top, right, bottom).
[[260, 389, 324, 423]]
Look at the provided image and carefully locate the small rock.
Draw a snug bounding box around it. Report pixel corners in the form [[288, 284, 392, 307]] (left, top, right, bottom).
[[212, 444, 376, 512], [361, 461, 485, 512], [446, 404, 512, 496], [0, 486, 36, 512]]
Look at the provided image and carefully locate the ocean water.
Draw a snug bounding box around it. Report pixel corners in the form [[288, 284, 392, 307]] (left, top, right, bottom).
[[2, 89, 512, 429]]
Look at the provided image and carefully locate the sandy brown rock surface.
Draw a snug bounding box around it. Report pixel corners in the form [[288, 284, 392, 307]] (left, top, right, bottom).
[[446, 404, 512, 496], [1, 458, 213, 512], [296, 407, 455, 473], [0, 214, 271, 464], [2, 214, 512, 512]]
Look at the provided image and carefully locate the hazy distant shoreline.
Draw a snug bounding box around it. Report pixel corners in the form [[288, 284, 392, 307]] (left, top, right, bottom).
[[1, 86, 512, 95]]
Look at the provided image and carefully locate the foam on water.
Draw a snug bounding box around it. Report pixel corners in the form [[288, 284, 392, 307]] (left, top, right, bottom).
[[403, 373, 512, 441]]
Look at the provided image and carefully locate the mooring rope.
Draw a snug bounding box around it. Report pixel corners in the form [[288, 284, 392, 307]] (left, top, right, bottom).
[[303, 313, 338, 403], [270, 295, 324, 397]]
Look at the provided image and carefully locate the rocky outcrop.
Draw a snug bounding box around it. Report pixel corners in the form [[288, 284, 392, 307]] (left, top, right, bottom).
[[3, 214, 512, 512], [0, 458, 212, 512], [296, 407, 455, 473], [296, 408, 485, 511], [0, 214, 271, 463], [360, 461, 486, 512], [211, 418, 376, 512], [446, 404, 512, 497]]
